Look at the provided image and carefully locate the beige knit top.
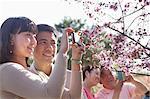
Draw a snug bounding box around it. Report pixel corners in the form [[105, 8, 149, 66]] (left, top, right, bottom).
[[0, 52, 67, 99]]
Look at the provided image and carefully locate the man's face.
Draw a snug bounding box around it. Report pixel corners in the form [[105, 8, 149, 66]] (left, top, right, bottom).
[[34, 32, 56, 65], [100, 68, 116, 89]]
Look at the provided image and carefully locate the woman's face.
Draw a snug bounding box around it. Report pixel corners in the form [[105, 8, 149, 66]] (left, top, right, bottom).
[[13, 32, 37, 58], [33, 32, 56, 65], [87, 68, 100, 86]]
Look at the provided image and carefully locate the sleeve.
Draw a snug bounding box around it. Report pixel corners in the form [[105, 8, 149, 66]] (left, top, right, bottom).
[[48, 52, 67, 98], [65, 70, 71, 89], [0, 52, 67, 99], [62, 71, 82, 99]]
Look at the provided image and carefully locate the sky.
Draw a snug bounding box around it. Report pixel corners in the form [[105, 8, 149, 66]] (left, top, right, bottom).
[[1, 0, 149, 28], [0, 0, 149, 45], [0, 0, 94, 27]]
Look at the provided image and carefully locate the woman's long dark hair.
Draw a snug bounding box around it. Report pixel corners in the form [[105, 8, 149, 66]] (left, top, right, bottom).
[[0, 17, 37, 64]]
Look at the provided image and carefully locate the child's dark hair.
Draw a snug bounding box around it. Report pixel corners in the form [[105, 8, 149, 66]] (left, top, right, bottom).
[[82, 65, 100, 81]]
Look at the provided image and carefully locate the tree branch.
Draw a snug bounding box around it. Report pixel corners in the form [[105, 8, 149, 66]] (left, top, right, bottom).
[[126, 14, 143, 31], [118, 0, 125, 32], [106, 26, 150, 51], [131, 72, 150, 76], [117, 5, 145, 20]]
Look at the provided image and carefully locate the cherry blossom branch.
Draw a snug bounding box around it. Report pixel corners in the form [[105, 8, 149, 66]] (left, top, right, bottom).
[[118, 0, 125, 32], [116, 5, 145, 21], [126, 13, 150, 31], [106, 25, 150, 52], [131, 72, 150, 76]]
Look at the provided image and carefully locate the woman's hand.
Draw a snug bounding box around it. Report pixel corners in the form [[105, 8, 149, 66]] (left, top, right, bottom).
[[59, 27, 74, 54], [72, 43, 84, 61], [65, 27, 74, 35], [125, 75, 135, 83], [71, 43, 84, 71]]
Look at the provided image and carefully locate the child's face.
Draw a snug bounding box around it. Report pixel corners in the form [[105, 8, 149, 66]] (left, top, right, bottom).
[[100, 69, 116, 89], [88, 68, 101, 86]]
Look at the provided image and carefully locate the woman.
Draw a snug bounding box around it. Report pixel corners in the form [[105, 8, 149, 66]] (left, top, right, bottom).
[[82, 65, 101, 99], [0, 17, 68, 99]]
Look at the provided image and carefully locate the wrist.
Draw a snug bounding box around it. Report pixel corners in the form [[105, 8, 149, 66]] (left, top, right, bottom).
[[71, 58, 82, 65]]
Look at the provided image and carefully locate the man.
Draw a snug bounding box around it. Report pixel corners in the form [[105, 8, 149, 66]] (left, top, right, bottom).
[[30, 24, 83, 99], [95, 67, 148, 99]]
